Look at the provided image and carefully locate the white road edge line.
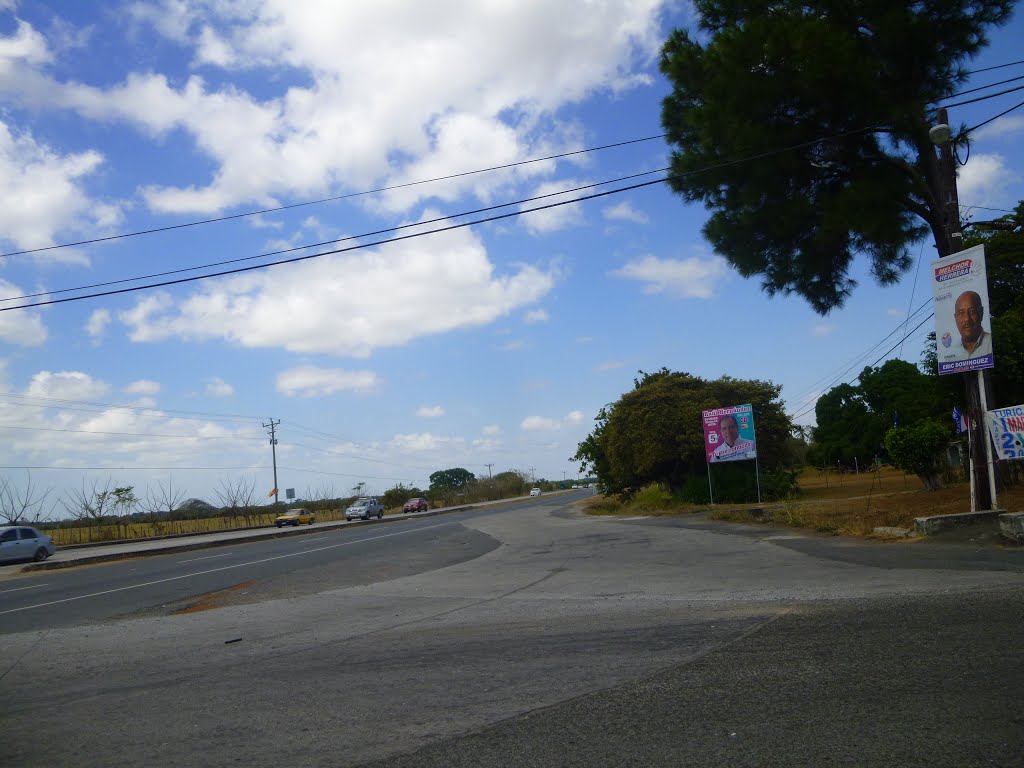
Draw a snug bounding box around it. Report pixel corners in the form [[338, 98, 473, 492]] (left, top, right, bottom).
[[0, 583, 48, 595], [177, 553, 232, 564], [1, 521, 452, 616]]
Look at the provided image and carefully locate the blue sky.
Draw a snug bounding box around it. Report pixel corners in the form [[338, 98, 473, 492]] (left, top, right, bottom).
[[0, 1, 1022, 508]]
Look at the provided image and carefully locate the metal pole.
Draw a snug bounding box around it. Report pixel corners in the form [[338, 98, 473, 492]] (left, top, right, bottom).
[[977, 369, 998, 509], [263, 418, 280, 505], [967, 418, 976, 513], [706, 460, 714, 505], [754, 455, 762, 504]]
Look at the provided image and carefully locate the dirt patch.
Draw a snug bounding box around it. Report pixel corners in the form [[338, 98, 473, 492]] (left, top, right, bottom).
[[173, 580, 257, 614]]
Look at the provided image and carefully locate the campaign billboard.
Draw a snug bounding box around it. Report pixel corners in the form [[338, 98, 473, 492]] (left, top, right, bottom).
[[703, 404, 757, 463], [932, 244, 995, 376], [986, 405, 1024, 461]]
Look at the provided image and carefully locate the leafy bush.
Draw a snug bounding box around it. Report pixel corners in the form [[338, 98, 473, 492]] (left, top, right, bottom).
[[678, 463, 797, 504]]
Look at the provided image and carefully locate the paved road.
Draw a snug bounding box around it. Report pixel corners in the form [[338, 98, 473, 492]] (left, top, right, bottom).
[[1, 494, 1021, 767]]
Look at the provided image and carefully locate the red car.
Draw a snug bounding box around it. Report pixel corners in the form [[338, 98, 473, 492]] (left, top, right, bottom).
[[403, 497, 429, 513]]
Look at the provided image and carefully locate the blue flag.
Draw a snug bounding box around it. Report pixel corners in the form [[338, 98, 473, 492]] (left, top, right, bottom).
[[952, 407, 968, 434]]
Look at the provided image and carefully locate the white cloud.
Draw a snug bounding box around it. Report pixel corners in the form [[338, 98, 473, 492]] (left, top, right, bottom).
[[602, 200, 649, 224], [390, 432, 465, 453], [471, 437, 502, 451], [0, 120, 120, 257], [972, 115, 1024, 142], [957, 153, 1019, 208], [417, 405, 444, 418], [26, 370, 108, 401], [524, 308, 549, 324], [86, 309, 111, 341], [611, 254, 730, 298], [594, 360, 624, 371], [886, 308, 905, 317], [482, 424, 502, 436], [521, 409, 584, 431], [205, 377, 235, 397], [120, 223, 555, 357], [276, 366, 378, 397], [520, 179, 586, 234], [499, 339, 528, 352], [11, 2, 664, 216], [123, 379, 160, 396], [812, 324, 836, 337], [0, 279, 47, 346], [0, 19, 52, 66]]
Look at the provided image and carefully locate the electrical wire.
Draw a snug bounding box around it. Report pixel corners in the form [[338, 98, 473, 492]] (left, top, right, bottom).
[[0, 167, 669, 305], [0, 391, 263, 424], [0, 126, 885, 313], [938, 83, 1024, 109], [0, 423, 264, 440], [968, 58, 1024, 74], [788, 311, 935, 423], [934, 73, 1024, 102], [966, 97, 1024, 134], [784, 298, 933, 408], [0, 134, 666, 260]]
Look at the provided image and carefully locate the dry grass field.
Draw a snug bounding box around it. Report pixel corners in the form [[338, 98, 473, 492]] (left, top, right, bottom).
[[582, 467, 1024, 538], [46, 507, 357, 546]]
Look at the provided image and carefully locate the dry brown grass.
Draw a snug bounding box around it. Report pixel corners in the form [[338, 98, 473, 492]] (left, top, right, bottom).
[[583, 467, 1024, 538], [46, 507, 359, 546]]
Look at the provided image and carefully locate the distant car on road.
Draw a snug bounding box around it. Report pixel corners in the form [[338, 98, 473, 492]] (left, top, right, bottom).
[[346, 497, 385, 521], [403, 497, 429, 513], [274, 508, 316, 527], [529, 488, 542, 497], [0, 526, 56, 564]]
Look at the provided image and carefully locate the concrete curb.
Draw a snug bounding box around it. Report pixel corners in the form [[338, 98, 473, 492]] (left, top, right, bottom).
[[18, 504, 472, 573], [998, 512, 1024, 544], [913, 509, 1004, 536]]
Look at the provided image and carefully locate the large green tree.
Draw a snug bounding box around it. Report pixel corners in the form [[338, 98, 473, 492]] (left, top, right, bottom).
[[660, 0, 1014, 314], [572, 369, 792, 497]]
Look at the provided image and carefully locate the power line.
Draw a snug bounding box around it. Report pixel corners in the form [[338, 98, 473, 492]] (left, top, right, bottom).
[[788, 311, 935, 423], [785, 298, 933, 408], [0, 391, 262, 424], [966, 97, 1024, 134], [0, 423, 264, 440], [1, 167, 668, 305], [0, 126, 888, 313], [938, 83, 1024, 109], [968, 58, 1024, 74], [935, 73, 1024, 102], [0, 134, 666, 260], [0, 465, 268, 471]]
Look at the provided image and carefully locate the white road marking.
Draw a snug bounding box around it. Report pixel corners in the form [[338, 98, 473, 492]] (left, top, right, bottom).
[[617, 516, 649, 521], [0, 583, 47, 595], [302, 536, 329, 542], [177, 553, 232, 564], [1, 521, 452, 616]]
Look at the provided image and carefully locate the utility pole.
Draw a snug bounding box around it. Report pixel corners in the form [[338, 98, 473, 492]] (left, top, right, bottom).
[[485, 463, 494, 478], [263, 418, 280, 505], [528, 466, 536, 483], [931, 108, 997, 511]]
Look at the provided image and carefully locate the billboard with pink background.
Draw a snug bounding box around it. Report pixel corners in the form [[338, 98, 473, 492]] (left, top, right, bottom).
[[702, 404, 757, 463]]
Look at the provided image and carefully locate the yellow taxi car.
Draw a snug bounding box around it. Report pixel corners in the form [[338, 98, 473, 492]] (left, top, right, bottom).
[[274, 508, 316, 527]]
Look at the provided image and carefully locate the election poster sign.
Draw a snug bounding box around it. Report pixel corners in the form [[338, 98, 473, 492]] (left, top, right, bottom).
[[703, 404, 757, 463], [932, 244, 995, 376], [986, 405, 1024, 461]]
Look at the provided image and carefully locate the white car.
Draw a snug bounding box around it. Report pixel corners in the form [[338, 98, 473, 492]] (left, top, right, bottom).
[[0, 526, 56, 564], [529, 488, 542, 497], [345, 497, 385, 521]]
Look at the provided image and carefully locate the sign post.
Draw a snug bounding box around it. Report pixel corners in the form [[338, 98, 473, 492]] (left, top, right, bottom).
[[702, 403, 760, 504]]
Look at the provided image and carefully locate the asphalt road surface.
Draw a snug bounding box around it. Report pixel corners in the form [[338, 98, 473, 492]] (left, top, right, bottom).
[[1, 492, 1022, 767]]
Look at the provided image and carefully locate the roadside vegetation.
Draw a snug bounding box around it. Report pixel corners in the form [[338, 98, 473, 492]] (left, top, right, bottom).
[[582, 467, 1024, 538]]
